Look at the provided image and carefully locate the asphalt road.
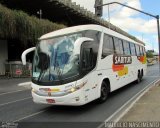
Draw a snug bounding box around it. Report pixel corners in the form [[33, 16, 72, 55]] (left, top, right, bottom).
[[0, 64, 160, 128]]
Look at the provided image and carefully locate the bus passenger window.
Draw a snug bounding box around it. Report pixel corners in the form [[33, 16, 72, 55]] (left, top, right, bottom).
[[136, 45, 140, 56], [119, 39, 124, 55], [143, 47, 146, 55], [114, 37, 124, 55], [140, 46, 144, 56], [130, 43, 136, 56], [102, 34, 114, 58], [123, 41, 131, 55]]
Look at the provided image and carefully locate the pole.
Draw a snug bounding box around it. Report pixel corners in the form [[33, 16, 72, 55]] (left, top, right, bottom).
[[40, 9, 42, 19], [156, 15, 160, 74], [37, 9, 42, 19], [108, 5, 110, 29]]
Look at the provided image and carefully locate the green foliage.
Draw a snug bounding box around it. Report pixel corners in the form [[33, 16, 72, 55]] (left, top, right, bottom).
[[146, 51, 154, 58], [0, 4, 65, 45]]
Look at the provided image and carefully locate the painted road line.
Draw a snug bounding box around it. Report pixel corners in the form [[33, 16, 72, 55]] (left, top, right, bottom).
[[18, 82, 31, 86], [0, 97, 32, 107], [18, 82, 31, 89], [145, 76, 160, 78], [14, 110, 46, 122], [18, 82, 31, 87], [97, 78, 159, 128], [0, 90, 28, 96]]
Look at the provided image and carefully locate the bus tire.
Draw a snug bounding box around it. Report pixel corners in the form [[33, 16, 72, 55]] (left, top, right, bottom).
[[136, 71, 141, 84], [141, 69, 143, 80], [98, 81, 109, 103]]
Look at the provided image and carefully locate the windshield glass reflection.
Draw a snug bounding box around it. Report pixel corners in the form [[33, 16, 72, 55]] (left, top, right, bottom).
[[32, 33, 82, 82]]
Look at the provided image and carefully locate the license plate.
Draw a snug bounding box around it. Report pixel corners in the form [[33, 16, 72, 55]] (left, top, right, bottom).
[[46, 99, 55, 103]]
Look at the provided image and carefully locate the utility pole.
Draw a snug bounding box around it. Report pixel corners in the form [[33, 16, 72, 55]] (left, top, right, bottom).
[[108, 5, 110, 29]]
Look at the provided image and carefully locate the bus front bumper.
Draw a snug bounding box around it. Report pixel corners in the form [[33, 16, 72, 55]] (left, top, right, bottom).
[[31, 89, 85, 106]]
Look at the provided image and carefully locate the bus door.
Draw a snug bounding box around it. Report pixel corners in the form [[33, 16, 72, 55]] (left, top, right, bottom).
[[81, 41, 99, 101]]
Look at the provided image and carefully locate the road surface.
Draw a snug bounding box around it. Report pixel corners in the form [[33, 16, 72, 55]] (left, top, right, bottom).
[[0, 64, 159, 128]]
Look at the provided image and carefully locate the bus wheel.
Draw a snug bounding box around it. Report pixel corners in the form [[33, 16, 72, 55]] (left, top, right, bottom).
[[136, 71, 141, 83], [141, 70, 143, 80], [98, 82, 109, 103]]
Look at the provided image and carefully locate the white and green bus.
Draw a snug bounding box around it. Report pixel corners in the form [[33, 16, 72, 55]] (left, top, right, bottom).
[[22, 24, 147, 106]]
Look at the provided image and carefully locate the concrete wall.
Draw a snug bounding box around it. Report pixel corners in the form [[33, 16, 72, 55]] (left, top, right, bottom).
[[0, 40, 8, 75]]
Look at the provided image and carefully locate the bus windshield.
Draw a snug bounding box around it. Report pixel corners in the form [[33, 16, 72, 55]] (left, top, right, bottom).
[[32, 33, 82, 83]]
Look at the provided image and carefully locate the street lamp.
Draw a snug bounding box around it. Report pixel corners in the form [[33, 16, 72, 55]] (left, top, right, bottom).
[[95, 1, 160, 73], [95, 0, 103, 17], [37, 9, 42, 19]]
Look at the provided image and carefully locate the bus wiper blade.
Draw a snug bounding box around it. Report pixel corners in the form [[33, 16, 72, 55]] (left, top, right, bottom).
[[55, 62, 63, 84], [38, 70, 45, 82], [53, 48, 63, 84]]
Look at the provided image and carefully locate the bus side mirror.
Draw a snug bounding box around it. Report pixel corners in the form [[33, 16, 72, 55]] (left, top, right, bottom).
[[21, 47, 36, 65], [74, 37, 94, 55]]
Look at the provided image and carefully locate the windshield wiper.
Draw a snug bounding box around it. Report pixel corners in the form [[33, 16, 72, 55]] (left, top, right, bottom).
[[38, 70, 45, 82], [54, 61, 63, 84], [53, 48, 63, 84], [37, 52, 50, 82]]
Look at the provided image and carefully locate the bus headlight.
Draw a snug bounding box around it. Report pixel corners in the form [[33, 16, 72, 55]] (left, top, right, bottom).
[[64, 81, 87, 94]]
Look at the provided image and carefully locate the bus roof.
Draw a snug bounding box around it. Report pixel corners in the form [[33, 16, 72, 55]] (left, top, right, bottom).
[[40, 24, 145, 46], [40, 24, 102, 40]]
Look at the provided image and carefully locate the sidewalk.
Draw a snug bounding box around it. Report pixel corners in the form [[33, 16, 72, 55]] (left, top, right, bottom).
[[120, 83, 160, 122]]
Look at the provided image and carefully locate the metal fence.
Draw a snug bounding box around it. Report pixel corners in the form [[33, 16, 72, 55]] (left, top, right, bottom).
[[5, 61, 31, 78]]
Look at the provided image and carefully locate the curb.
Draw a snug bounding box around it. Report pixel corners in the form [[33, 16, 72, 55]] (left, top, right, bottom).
[[97, 78, 160, 128]]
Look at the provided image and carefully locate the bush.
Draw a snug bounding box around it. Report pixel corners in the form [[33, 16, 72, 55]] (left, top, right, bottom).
[[0, 4, 65, 44]]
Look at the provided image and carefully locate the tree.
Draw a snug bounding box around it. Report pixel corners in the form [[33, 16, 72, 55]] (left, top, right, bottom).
[[146, 51, 154, 58]]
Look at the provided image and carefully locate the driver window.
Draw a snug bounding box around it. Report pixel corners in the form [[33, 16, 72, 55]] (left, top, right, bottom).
[[102, 34, 114, 58], [81, 42, 94, 71]]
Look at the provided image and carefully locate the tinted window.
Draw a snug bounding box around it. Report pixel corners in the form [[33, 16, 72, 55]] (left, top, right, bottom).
[[123, 41, 131, 55], [83, 30, 101, 53], [143, 47, 146, 55], [82, 43, 94, 70], [135, 45, 140, 56], [119, 39, 124, 55], [82, 30, 101, 70], [102, 34, 114, 58], [130, 43, 136, 56], [139, 46, 144, 56], [114, 37, 124, 55]]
